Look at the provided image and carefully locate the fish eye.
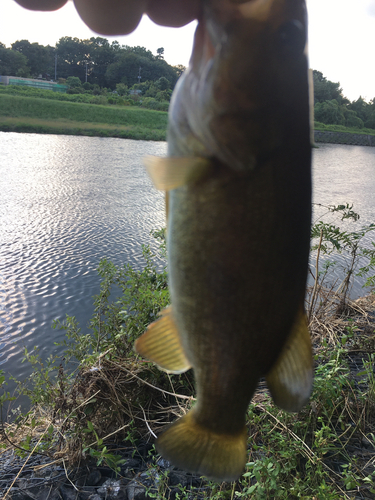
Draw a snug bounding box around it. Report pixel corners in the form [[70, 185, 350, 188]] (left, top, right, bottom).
[[278, 20, 306, 53]]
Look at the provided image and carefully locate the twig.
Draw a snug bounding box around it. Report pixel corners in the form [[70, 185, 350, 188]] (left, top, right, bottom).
[[140, 405, 157, 439], [309, 229, 323, 322], [119, 365, 195, 401], [62, 457, 79, 491]]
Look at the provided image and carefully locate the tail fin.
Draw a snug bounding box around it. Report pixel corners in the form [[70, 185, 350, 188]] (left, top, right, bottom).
[[156, 409, 247, 482]]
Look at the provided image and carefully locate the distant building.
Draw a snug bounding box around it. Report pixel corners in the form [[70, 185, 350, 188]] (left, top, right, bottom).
[[0, 76, 68, 93]]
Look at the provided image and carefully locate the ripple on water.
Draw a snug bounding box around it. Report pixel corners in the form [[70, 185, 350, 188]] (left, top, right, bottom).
[[0, 133, 166, 385]]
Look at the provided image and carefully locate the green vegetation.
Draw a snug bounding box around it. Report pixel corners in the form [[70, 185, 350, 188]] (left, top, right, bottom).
[[312, 70, 375, 131], [2, 37, 375, 136], [0, 91, 168, 140], [0, 38, 182, 91], [1, 209, 375, 498], [2, 36, 375, 140], [314, 121, 375, 137]]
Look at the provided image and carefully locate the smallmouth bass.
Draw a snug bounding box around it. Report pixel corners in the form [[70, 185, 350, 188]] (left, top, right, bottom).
[[135, 0, 312, 482]]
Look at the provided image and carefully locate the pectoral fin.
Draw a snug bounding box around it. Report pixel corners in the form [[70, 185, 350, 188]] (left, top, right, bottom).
[[266, 307, 313, 412], [134, 306, 191, 374], [143, 155, 212, 191]]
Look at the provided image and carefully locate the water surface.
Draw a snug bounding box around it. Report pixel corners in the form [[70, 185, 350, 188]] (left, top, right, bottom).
[[0, 133, 166, 384]]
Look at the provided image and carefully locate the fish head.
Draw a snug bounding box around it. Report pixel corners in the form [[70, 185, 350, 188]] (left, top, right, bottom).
[[168, 0, 311, 170]]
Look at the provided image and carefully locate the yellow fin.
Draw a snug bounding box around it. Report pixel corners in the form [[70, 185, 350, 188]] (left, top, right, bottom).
[[134, 306, 191, 374], [266, 307, 313, 412], [143, 155, 212, 191], [156, 409, 247, 482]]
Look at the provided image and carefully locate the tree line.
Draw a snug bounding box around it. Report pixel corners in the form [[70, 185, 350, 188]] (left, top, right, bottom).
[[0, 37, 185, 97], [1, 38, 374, 129], [313, 70, 375, 130]]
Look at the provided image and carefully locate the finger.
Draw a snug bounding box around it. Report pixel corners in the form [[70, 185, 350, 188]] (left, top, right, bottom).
[[14, 0, 68, 11], [73, 0, 148, 35], [146, 0, 201, 27]]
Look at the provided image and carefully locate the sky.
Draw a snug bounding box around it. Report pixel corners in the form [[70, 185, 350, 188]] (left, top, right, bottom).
[[1, 0, 375, 102]]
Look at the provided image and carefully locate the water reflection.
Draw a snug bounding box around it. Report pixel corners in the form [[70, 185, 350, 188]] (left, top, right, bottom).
[[0, 133, 166, 382]]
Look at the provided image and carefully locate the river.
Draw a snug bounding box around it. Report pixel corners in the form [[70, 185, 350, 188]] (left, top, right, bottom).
[[0, 133, 374, 389]]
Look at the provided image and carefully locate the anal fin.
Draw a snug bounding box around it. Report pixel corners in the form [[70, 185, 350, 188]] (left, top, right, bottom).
[[134, 306, 191, 374], [266, 306, 313, 412]]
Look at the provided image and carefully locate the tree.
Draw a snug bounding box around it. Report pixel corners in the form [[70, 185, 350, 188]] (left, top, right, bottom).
[[66, 76, 82, 88], [0, 45, 30, 76], [343, 109, 364, 129], [155, 76, 170, 90], [11, 40, 53, 77], [56, 36, 89, 80], [348, 96, 368, 122], [85, 37, 115, 87], [314, 99, 345, 125], [105, 47, 179, 89], [364, 112, 375, 129], [173, 64, 186, 78], [312, 70, 346, 105], [115, 82, 128, 96], [156, 47, 164, 59]]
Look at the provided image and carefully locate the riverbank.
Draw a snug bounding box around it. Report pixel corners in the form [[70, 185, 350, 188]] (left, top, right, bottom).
[[314, 129, 375, 147], [0, 93, 167, 141]]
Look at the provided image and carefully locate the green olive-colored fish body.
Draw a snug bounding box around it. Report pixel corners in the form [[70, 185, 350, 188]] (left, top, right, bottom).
[[135, 0, 312, 482]]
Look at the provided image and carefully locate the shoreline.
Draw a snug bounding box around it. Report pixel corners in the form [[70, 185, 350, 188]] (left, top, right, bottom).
[[0, 116, 166, 141], [314, 129, 375, 147], [2, 119, 375, 146]]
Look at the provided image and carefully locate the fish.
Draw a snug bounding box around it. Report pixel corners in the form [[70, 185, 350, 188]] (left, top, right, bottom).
[[135, 0, 313, 482]]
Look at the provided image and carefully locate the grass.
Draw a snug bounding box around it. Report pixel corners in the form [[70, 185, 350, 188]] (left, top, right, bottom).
[[0, 93, 168, 141], [314, 121, 375, 136]]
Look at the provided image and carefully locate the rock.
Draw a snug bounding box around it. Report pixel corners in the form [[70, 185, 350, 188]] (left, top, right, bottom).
[[59, 484, 78, 500], [75, 469, 102, 487], [168, 470, 188, 487], [87, 469, 102, 486], [97, 478, 127, 499], [155, 458, 171, 469], [126, 479, 147, 500]]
